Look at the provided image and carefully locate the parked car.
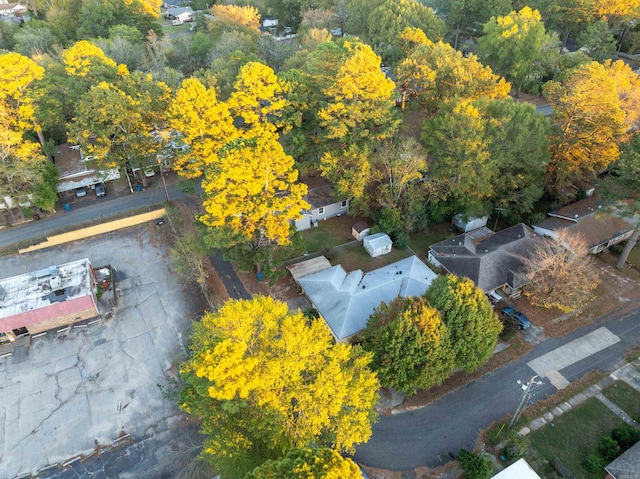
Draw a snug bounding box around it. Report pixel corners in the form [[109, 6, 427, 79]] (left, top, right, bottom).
[[502, 307, 531, 330], [75, 186, 87, 197], [172, 19, 183, 26], [95, 183, 106, 197]]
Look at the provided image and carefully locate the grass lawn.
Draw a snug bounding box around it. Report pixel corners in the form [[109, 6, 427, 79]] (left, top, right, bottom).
[[408, 223, 455, 259], [330, 245, 413, 273], [601, 381, 640, 422], [528, 397, 627, 479], [627, 243, 640, 268], [300, 215, 364, 253], [301, 226, 346, 252]]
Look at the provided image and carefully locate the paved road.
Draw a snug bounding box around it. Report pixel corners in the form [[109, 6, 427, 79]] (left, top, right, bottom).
[[0, 183, 186, 248], [354, 298, 640, 470]]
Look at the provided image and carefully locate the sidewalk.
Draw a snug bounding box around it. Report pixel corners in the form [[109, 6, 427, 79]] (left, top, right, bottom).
[[518, 360, 640, 436]]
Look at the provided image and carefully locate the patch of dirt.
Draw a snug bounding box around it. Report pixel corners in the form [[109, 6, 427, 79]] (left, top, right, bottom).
[[513, 254, 640, 338]]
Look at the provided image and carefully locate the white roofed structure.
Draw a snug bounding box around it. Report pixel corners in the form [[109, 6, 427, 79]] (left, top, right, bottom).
[[297, 255, 437, 342]]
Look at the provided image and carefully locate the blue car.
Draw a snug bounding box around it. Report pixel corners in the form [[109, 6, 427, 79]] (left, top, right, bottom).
[[502, 307, 531, 330]]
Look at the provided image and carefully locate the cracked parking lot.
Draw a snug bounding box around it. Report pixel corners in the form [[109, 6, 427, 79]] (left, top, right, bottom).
[[0, 225, 202, 478]]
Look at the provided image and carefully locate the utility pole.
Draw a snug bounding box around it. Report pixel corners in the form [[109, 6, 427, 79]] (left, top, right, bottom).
[[509, 375, 542, 429], [159, 159, 170, 203]]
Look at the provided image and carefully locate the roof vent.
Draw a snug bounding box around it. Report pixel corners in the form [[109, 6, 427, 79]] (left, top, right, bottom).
[[50, 275, 62, 290]]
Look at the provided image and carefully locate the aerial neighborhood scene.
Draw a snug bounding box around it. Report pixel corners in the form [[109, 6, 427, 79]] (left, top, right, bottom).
[[2, 0, 640, 478]]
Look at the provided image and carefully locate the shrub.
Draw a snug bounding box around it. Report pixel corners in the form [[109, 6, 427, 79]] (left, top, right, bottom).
[[457, 449, 494, 479], [582, 453, 605, 473], [612, 425, 640, 451], [499, 316, 520, 342], [501, 435, 529, 460], [598, 436, 620, 461]]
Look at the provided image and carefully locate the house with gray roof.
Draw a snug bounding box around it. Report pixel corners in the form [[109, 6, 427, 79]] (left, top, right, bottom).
[[428, 224, 542, 297], [296, 255, 437, 342], [294, 176, 348, 230], [605, 440, 640, 479], [532, 195, 634, 254]]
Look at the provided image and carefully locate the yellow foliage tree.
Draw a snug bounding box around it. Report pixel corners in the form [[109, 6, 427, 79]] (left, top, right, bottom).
[[318, 41, 399, 145], [179, 296, 379, 479], [396, 38, 509, 115], [168, 78, 237, 179], [209, 4, 261, 37], [170, 62, 308, 246], [0, 53, 47, 203], [62, 40, 120, 78], [544, 61, 627, 191]]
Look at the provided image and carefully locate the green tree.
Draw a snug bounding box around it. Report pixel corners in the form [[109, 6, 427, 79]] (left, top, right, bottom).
[[68, 71, 171, 186], [366, 0, 445, 63], [476, 7, 552, 96], [363, 296, 455, 393], [32, 160, 59, 212], [245, 447, 362, 479], [432, 0, 512, 50], [78, 0, 161, 40], [457, 449, 494, 479], [482, 98, 549, 222], [179, 296, 379, 479], [425, 275, 502, 372], [422, 99, 495, 216], [344, 0, 385, 38], [577, 20, 617, 61]]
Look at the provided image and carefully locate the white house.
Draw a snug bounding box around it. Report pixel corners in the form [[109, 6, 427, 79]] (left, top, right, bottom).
[[491, 459, 541, 479], [294, 177, 349, 231], [295, 255, 437, 342], [363, 233, 392, 258]]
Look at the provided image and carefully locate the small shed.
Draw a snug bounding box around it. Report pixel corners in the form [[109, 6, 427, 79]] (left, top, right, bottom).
[[452, 214, 488, 233], [363, 233, 392, 258], [352, 221, 371, 241]]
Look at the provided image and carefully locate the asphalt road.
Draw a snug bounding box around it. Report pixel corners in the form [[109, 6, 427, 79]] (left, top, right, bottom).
[[0, 183, 186, 248], [354, 297, 640, 470]]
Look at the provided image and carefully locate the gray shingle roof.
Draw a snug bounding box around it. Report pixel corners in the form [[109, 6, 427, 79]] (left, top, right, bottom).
[[429, 224, 539, 292], [605, 440, 640, 479]]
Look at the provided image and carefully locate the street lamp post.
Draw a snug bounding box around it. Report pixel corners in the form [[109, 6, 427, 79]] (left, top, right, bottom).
[[509, 375, 543, 429]]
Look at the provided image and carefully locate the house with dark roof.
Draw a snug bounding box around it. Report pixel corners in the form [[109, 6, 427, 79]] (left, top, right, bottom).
[[428, 224, 542, 297], [605, 440, 640, 479], [532, 196, 634, 254], [293, 176, 348, 231]]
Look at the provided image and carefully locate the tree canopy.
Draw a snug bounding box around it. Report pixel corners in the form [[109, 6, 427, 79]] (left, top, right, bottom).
[[245, 447, 362, 479], [363, 296, 455, 393], [179, 296, 379, 478], [0, 53, 49, 208], [425, 275, 502, 372], [544, 61, 629, 191], [476, 7, 552, 95]]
